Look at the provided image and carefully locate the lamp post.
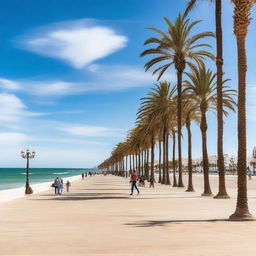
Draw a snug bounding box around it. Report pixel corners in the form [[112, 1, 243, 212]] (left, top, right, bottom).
[[21, 149, 35, 194]]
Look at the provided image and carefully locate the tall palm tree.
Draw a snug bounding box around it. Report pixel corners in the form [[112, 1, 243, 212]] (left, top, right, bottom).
[[137, 81, 177, 185], [141, 13, 215, 187], [185, 0, 230, 199], [229, 0, 255, 221], [184, 64, 236, 196]]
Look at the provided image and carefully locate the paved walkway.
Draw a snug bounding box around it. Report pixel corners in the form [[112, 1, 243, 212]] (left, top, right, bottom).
[[1, 174, 256, 255]]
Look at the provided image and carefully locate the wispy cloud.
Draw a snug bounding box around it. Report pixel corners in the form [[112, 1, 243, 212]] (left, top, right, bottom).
[[0, 132, 31, 145], [58, 124, 125, 138], [0, 65, 175, 97], [18, 19, 128, 68], [0, 93, 44, 124], [32, 136, 108, 146], [0, 78, 20, 90]]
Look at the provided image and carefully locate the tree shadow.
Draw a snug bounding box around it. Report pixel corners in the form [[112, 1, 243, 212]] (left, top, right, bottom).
[[82, 188, 126, 191], [32, 196, 130, 201], [39, 192, 125, 197], [92, 184, 128, 187], [32, 195, 202, 201], [125, 219, 228, 227]]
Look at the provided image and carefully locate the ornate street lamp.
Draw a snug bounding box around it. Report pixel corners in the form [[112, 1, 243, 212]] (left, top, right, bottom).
[[21, 149, 35, 194]]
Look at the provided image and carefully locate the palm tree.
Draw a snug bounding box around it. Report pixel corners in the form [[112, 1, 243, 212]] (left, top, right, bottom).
[[185, 0, 230, 199], [184, 64, 236, 196], [229, 0, 255, 221], [141, 13, 215, 187], [137, 81, 177, 185]]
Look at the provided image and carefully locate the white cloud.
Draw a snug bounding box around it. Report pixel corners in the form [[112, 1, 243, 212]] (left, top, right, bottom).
[[0, 94, 124, 167], [0, 132, 30, 145], [30, 147, 108, 168], [20, 20, 128, 68], [0, 78, 20, 90], [58, 124, 124, 138], [28, 81, 74, 96], [0, 93, 44, 124], [88, 65, 158, 90], [0, 65, 175, 97], [32, 136, 108, 146]]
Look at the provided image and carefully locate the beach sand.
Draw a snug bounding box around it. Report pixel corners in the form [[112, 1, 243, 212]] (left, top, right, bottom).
[[1, 173, 256, 255]]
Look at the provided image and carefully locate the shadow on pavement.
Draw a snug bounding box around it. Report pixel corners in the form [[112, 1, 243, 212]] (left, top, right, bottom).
[[125, 219, 228, 227], [32, 196, 130, 201]]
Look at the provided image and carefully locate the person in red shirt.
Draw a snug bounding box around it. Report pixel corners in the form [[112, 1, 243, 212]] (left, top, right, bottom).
[[130, 170, 140, 195]]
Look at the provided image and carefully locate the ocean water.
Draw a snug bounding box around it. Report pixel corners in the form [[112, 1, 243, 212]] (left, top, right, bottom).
[[0, 168, 96, 190]]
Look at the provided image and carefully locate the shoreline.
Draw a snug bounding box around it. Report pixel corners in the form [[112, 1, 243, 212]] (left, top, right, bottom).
[[0, 174, 81, 204]]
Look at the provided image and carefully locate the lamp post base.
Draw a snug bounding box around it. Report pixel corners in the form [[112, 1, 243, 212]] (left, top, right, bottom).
[[25, 186, 33, 195]]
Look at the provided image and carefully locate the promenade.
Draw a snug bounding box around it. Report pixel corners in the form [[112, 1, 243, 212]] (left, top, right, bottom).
[[1, 174, 256, 255]]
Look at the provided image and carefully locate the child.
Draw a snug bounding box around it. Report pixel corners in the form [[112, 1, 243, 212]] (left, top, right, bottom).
[[66, 180, 71, 192]]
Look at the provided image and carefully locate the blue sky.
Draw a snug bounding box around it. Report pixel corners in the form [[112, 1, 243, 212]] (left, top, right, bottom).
[[1, 0, 256, 167]]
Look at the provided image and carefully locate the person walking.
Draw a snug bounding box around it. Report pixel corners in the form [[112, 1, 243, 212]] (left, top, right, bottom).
[[130, 170, 140, 195], [59, 178, 64, 194], [149, 177, 155, 188], [247, 166, 252, 180], [54, 177, 59, 195], [66, 180, 71, 192], [82, 173, 84, 179]]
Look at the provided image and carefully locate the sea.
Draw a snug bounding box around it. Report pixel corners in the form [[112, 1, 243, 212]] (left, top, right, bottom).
[[0, 168, 96, 191]]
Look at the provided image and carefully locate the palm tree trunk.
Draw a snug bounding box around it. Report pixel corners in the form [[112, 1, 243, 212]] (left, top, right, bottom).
[[123, 159, 125, 177], [135, 150, 138, 171], [138, 150, 141, 176], [214, 0, 230, 199], [200, 109, 213, 196], [146, 149, 150, 181], [186, 118, 195, 192], [162, 128, 166, 184], [158, 141, 162, 183], [129, 154, 132, 173], [177, 70, 184, 187], [141, 151, 144, 176], [166, 132, 171, 185], [172, 131, 177, 187], [150, 135, 155, 183], [230, 30, 254, 220], [126, 156, 128, 178], [135, 152, 138, 173]]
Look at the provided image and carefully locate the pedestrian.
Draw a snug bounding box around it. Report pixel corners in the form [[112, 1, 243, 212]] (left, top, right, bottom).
[[138, 176, 145, 187], [130, 170, 139, 195], [149, 177, 155, 188], [59, 178, 64, 194], [66, 180, 71, 192], [54, 177, 59, 195], [82, 173, 84, 179], [247, 166, 252, 180]]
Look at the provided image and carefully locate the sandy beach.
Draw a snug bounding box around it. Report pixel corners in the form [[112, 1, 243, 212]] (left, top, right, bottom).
[[1, 174, 256, 256]]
